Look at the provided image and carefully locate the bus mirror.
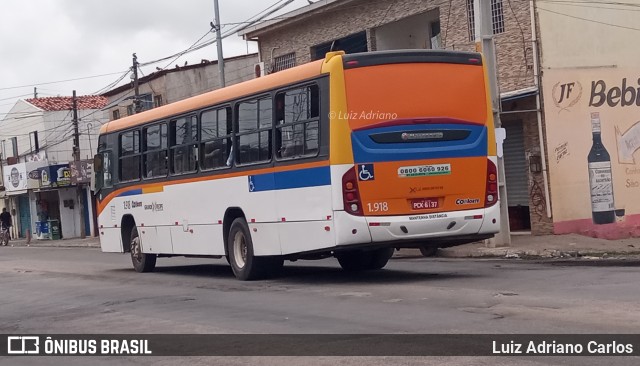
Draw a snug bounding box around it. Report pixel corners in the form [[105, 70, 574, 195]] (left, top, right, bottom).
[[94, 154, 104, 173], [494, 128, 506, 158]]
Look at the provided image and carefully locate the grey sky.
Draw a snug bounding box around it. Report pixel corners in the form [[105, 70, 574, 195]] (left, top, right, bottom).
[[0, 0, 308, 117]]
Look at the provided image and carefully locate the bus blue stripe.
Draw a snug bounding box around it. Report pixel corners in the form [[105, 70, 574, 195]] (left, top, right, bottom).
[[250, 166, 331, 192], [351, 124, 488, 163]]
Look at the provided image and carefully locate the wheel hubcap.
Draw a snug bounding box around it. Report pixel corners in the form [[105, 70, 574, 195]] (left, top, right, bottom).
[[233, 231, 247, 269], [131, 236, 142, 263]]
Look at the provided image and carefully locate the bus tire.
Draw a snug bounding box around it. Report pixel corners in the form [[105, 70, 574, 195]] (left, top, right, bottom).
[[130, 227, 156, 273], [419, 246, 438, 257], [227, 218, 282, 280], [337, 247, 393, 271], [367, 247, 394, 270], [336, 250, 372, 271]]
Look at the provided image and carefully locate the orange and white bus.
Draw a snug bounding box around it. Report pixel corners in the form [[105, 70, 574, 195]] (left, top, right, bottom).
[[94, 50, 500, 280]]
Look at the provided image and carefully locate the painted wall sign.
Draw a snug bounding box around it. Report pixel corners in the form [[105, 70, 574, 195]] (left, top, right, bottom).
[[543, 68, 640, 238]]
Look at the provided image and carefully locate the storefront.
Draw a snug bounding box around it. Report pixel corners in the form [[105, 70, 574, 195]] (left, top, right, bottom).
[[3, 161, 46, 238], [33, 164, 74, 239]]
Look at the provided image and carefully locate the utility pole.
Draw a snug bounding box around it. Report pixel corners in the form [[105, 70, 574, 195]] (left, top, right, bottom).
[[213, 0, 226, 88], [72, 90, 86, 239], [474, 0, 511, 246], [132, 53, 142, 113], [72, 91, 80, 162], [33, 87, 38, 99]]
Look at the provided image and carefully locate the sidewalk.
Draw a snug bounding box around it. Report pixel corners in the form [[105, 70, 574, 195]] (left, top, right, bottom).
[[6, 236, 100, 248], [395, 233, 640, 259]]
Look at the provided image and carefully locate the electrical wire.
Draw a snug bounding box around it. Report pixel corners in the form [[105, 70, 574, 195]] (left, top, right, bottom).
[[0, 70, 129, 92], [536, 5, 640, 31]]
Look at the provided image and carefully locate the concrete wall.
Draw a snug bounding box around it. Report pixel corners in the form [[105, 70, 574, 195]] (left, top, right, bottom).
[[42, 109, 104, 163], [0, 100, 44, 158], [375, 10, 439, 50], [536, 1, 640, 238], [537, 1, 640, 69], [0, 102, 104, 164], [106, 54, 258, 121]]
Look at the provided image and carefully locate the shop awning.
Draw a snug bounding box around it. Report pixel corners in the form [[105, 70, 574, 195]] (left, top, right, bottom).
[[500, 86, 538, 103], [5, 189, 28, 196]]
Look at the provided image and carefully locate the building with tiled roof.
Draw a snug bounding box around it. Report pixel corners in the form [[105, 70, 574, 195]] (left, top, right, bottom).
[[26, 96, 107, 111], [1, 94, 109, 240]]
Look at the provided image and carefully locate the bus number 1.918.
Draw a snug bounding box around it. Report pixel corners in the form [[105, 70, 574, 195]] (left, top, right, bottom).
[[367, 202, 389, 212]]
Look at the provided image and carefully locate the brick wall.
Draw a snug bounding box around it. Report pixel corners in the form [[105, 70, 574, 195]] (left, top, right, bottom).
[[256, 0, 534, 93]]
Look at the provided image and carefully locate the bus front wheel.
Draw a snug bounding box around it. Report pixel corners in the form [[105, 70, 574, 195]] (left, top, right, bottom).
[[130, 227, 156, 273], [227, 218, 283, 281]]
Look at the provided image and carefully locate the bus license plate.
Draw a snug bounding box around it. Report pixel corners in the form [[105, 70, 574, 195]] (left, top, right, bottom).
[[411, 198, 439, 210]]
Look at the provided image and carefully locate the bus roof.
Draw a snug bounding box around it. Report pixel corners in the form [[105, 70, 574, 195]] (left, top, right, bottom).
[[100, 59, 325, 135]]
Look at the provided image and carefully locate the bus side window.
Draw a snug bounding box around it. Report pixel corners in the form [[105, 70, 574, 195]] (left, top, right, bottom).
[[276, 85, 320, 160], [236, 97, 272, 165], [201, 107, 232, 170], [119, 130, 141, 182], [143, 123, 168, 178], [103, 151, 113, 188], [170, 116, 198, 175]]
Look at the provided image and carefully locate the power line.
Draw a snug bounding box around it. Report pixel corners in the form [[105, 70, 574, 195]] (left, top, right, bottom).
[[0, 70, 129, 92], [137, 0, 295, 69], [92, 70, 132, 95], [538, 0, 640, 11], [0, 93, 32, 102]]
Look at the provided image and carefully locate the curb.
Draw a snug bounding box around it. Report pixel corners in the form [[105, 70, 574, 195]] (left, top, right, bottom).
[[6, 240, 100, 249], [393, 248, 640, 260]]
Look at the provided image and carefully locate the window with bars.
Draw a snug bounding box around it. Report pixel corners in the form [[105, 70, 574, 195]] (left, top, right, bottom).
[[466, 0, 505, 41], [491, 0, 505, 35], [154, 94, 163, 108], [272, 53, 296, 73], [467, 0, 475, 42]]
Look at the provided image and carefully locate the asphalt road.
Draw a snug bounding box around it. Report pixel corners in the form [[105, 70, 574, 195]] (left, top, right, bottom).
[[0, 246, 639, 365]]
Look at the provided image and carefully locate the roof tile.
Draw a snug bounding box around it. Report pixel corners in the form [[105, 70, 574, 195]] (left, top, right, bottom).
[[25, 96, 108, 111]]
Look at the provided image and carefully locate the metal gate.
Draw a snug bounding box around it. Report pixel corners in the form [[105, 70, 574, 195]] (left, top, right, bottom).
[[18, 195, 31, 238]]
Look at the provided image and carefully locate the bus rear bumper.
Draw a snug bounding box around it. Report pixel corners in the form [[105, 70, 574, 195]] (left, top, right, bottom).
[[334, 203, 500, 247]]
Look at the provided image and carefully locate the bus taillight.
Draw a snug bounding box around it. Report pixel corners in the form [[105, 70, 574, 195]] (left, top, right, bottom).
[[342, 167, 363, 216], [485, 159, 498, 207]]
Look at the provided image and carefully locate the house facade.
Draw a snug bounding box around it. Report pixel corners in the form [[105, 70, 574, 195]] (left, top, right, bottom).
[[0, 96, 107, 239], [240, 0, 553, 235], [103, 53, 258, 121], [536, 1, 640, 238]]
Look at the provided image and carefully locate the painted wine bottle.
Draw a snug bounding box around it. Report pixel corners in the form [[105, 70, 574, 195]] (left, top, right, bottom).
[[587, 112, 615, 224]]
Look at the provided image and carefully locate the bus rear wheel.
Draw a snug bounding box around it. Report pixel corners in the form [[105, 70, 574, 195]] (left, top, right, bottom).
[[130, 227, 156, 273], [336, 247, 394, 271], [227, 218, 283, 281]]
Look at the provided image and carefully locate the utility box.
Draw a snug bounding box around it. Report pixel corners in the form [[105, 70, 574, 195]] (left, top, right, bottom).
[[48, 220, 60, 240]]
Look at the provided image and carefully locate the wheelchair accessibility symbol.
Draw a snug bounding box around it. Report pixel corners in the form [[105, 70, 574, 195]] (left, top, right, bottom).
[[358, 164, 375, 181], [248, 176, 256, 192]]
